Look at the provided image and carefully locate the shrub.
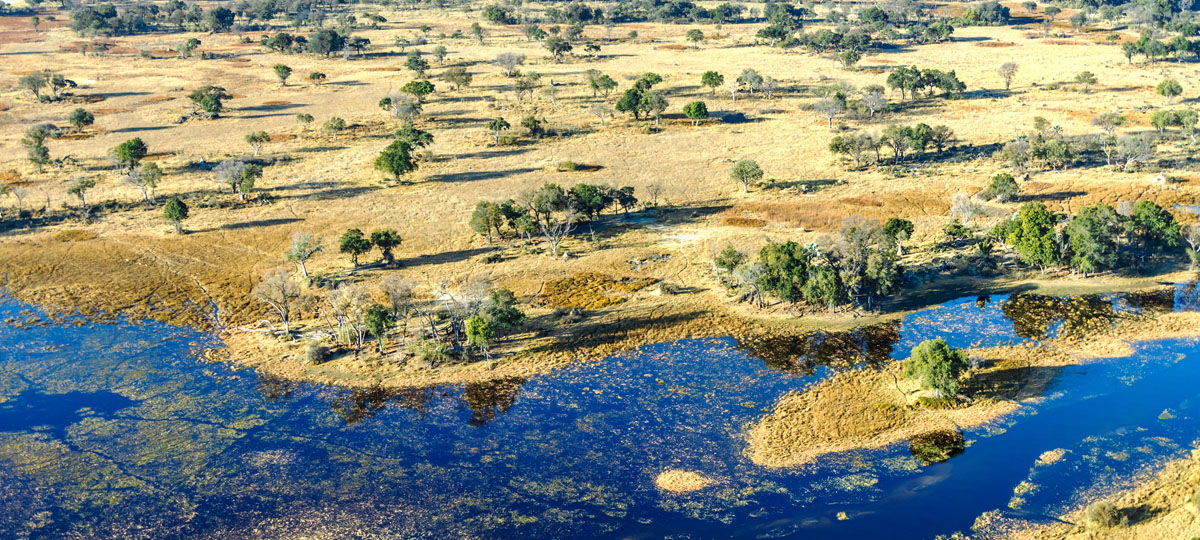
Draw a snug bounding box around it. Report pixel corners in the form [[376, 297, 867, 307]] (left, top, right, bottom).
[[908, 429, 965, 464], [1081, 501, 1122, 529], [407, 338, 450, 366], [903, 338, 969, 398], [304, 341, 330, 364], [557, 160, 577, 171]]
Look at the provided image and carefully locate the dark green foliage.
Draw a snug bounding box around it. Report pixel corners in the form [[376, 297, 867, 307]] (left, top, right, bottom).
[[69, 108, 94, 130], [374, 138, 417, 181], [401, 80, 435, 101], [364, 305, 396, 353], [979, 172, 1019, 202], [163, 197, 188, 233], [339, 228, 372, 266], [1007, 202, 1060, 268], [370, 229, 402, 265], [112, 138, 147, 170], [684, 101, 708, 125], [714, 245, 745, 273], [908, 429, 965, 465], [1063, 204, 1121, 274], [903, 339, 969, 398], [483, 288, 525, 333], [187, 85, 231, 117], [307, 29, 345, 57], [471, 201, 505, 242]]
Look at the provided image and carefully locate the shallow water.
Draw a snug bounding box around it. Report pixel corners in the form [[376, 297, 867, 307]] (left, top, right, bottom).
[[0, 284, 1198, 539]]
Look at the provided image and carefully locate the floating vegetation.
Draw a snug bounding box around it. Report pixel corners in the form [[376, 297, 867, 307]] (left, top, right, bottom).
[[535, 273, 657, 309], [654, 470, 715, 493], [908, 429, 966, 465]]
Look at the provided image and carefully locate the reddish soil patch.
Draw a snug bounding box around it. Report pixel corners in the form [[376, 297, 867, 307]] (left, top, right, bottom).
[[224, 57, 251, 63], [1025, 181, 1053, 191], [261, 100, 292, 106], [93, 107, 129, 115], [873, 59, 896, 64], [230, 94, 247, 99], [365, 67, 401, 71], [269, 133, 297, 142], [864, 68, 885, 74], [976, 41, 1016, 47], [722, 216, 767, 227], [657, 44, 688, 50], [0, 102, 9, 112], [142, 152, 173, 161], [72, 95, 107, 104], [142, 95, 175, 103], [0, 171, 23, 185]]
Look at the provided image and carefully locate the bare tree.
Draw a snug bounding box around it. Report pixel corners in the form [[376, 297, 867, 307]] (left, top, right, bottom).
[[646, 183, 663, 207], [380, 275, 414, 344], [814, 96, 845, 129], [253, 268, 300, 335], [761, 76, 779, 99], [285, 232, 323, 278], [1116, 135, 1155, 171], [997, 62, 1018, 91], [590, 103, 612, 127], [949, 192, 985, 227], [325, 284, 370, 350], [494, 52, 526, 77], [862, 89, 887, 117], [541, 209, 578, 257]]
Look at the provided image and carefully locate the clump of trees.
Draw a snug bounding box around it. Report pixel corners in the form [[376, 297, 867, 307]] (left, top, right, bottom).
[[715, 216, 904, 311], [992, 200, 1182, 274], [829, 123, 955, 167], [885, 66, 966, 101], [615, 72, 668, 122], [903, 338, 969, 398], [469, 183, 638, 255]]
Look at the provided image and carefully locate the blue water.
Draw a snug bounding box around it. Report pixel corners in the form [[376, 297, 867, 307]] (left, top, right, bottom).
[[0, 285, 1198, 539]]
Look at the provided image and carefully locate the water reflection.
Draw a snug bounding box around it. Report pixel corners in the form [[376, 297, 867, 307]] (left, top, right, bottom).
[[322, 377, 528, 427], [740, 323, 901, 376]]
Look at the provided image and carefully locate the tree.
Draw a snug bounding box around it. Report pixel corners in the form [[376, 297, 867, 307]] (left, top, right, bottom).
[[1063, 204, 1121, 274], [590, 73, 617, 97], [364, 305, 396, 353], [730, 160, 763, 193], [1007, 202, 1060, 268], [487, 117, 510, 144], [432, 45, 448, 64], [22, 125, 51, 171], [641, 91, 668, 125], [884, 217, 915, 255], [1157, 79, 1182, 105], [69, 108, 94, 131], [701, 71, 724, 95], [188, 85, 231, 117], [67, 176, 96, 210], [839, 50, 861, 69], [245, 131, 271, 157], [206, 6, 234, 32], [465, 315, 495, 358], [339, 228, 372, 266], [544, 35, 572, 62], [471, 22, 486, 44], [163, 197, 188, 233], [483, 288, 524, 334], [374, 138, 417, 181], [470, 201, 505, 243], [18, 72, 48, 100], [903, 339, 969, 398], [998, 62, 1018, 91], [308, 72, 326, 85], [253, 268, 299, 335], [686, 29, 704, 48], [273, 64, 292, 86], [370, 229, 402, 265], [814, 95, 844, 129], [405, 51, 429, 77], [307, 29, 345, 57], [442, 67, 473, 90], [541, 210, 577, 257], [322, 117, 346, 140], [979, 172, 1020, 202], [1042, 6, 1060, 35], [1127, 200, 1180, 265], [495, 52, 525, 77], [125, 162, 162, 203], [401, 80, 435, 102], [112, 138, 147, 171], [285, 232, 322, 278], [1074, 71, 1097, 92], [684, 101, 709, 125]]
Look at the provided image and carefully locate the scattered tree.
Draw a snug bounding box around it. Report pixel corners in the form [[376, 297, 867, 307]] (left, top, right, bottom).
[[253, 268, 300, 335], [730, 159, 763, 193], [163, 197, 188, 233]]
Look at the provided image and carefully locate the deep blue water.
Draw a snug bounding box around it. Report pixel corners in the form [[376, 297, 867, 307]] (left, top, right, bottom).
[[0, 284, 1197, 539]]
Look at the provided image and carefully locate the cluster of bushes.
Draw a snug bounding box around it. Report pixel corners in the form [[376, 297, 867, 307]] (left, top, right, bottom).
[[615, 73, 669, 122], [337, 228, 403, 267], [829, 123, 955, 167], [995, 117, 1075, 172], [958, 0, 1011, 26], [714, 216, 910, 311], [992, 200, 1183, 274], [469, 182, 638, 247], [17, 71, 76, 102], [1121, 31, 1200, 63]]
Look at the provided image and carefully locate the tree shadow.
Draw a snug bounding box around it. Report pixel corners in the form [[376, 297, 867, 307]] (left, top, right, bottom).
[[192, 217, 304, 233], [393, 246, 497, 268], [110, 125, 173, 133], [424, 168, 539, 183]]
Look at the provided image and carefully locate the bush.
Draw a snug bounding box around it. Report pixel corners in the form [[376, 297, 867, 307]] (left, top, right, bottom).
[[407, 338, 450, 366], [1081, 501, 1123, 529], [497, 134, 518, 146], [557, 160, 577, 171], [979, 172, 1019, 202], [303, 341, 330, 364], [908, 429, 965, 464]]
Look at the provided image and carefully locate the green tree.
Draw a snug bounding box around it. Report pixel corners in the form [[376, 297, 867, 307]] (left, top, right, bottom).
[[1007, 202, 1060, 268], [1127, 200, 1180, 265], [308, 72, 326, 85], [686, 28, 704, 48], [322, 117, 346, 140], [442, 66, 473, 90], [68, 108, 94, 131], [684, 101, 709, 125], [1157, 79, 1183, 105], [1063, 204, 1121, 274], [370, 229, 402, 265], [405, 51, 429, 77], [903, 338, 969, 398], [465, 315, 496, 357], [21, 125, 51, 171], [470, 200, 505, 243], [591, 73, 617, 97], [401, 79, 435, 102], [487, 117, 510, 144], [432, 45, 448, 64], [701, 71, 724, 95], [883, 217, 915, 255], [112, 137, 148, 171], [374, 138, 417, 181], [67, 176, 96, 210], [163, 197, 188, 233], [544, 35, 572, 62], [187, 85, 231, 117], [273, 64, 292, 85], [245, 131, 271, 156], [730, 159, 763, 193], [339, 228, 372, 266], [364, 305, 396, 353], [482, 288, 524, 333], [125, 162, 162, 203], [979, 172, 1020, 202]]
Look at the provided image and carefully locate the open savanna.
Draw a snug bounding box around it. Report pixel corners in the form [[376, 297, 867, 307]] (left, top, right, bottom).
[[1, 2, 1198, 389]]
